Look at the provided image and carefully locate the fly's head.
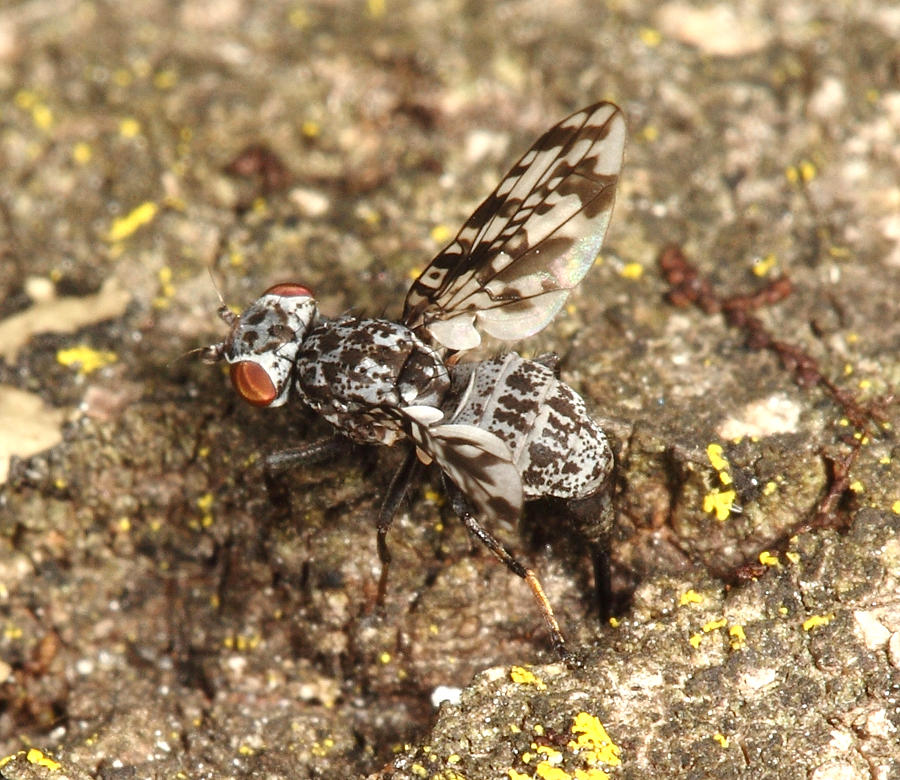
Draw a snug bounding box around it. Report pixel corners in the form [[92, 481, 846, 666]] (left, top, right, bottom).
[[203, 283, 317, 408]]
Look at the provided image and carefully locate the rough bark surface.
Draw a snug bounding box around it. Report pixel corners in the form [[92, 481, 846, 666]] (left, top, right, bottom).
[[1, 1, 898, 778]]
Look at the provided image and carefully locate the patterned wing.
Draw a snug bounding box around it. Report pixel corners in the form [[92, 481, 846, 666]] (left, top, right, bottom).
[[401, 405, 523, 524], [403, 102, 626, 351]]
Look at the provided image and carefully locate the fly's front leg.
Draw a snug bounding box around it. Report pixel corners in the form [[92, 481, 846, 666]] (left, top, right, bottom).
[[264, 436, 350, 472], [375, 447, 421, 608], [442, 475, 568, 658], [263, 437, 351, 518]]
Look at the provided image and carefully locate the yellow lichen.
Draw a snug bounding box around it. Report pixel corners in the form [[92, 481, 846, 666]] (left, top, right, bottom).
[[706, 443, 729, 472], [107, 201, 158, 242], [728, 624, 746, 650], [430, 224, 453, 244], [752, 254, 777, 277], [119, 117, 141, 137], [510, 666, 546, 689], [679, 590, 704, 607], [639, 27, 662, 46], [26, 749, 61, 771], [535, 764, 569, 780], [56, 346, 118, 375], [802, 614, 834, 631], [568, 712, 621, 767], [758, 551, 780, 567], [72, 141, 93, 164], [703, 489, 736, 521]]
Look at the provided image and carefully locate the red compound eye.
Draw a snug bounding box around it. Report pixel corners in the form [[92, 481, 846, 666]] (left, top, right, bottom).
[[230, 361, 277, 407], [263, 282, 313, 298]]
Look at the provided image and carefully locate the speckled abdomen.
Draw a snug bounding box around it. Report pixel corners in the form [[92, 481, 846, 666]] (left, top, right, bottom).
[[447, 353, 613, 501]]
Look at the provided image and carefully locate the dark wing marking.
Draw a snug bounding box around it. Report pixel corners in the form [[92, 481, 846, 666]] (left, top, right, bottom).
[[401, 405, 523, 524], [403, 102, 626, 351]]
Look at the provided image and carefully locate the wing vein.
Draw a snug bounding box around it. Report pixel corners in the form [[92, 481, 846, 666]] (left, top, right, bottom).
[[403, 102, 625, 351]]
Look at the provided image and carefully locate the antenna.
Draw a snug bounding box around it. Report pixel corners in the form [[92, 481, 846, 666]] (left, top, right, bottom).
[[207, 266, 237, 327]]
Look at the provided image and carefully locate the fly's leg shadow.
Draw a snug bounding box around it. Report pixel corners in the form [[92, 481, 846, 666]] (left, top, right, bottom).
[[565, 479, 617, 623]]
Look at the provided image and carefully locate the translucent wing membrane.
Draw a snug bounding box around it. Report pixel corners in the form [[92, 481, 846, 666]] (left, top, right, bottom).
[[403, 102, 626, 351]]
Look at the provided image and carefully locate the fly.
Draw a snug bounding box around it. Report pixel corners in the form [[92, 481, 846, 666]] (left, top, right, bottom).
[[204, 102, 626, 655]]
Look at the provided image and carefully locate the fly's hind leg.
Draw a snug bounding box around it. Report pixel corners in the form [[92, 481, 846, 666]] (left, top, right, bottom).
[[375, 447, 421, 608], [566, 482, 616, 622], [442, 475, 568, 658]]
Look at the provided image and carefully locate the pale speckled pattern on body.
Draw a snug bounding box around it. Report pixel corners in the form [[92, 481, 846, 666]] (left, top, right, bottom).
[[295, 316, 450, 447], [205, 102, 626, 525]]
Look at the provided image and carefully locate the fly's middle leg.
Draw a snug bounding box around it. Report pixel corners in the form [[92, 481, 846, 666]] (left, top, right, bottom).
[[375, 448, 421, 609]]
